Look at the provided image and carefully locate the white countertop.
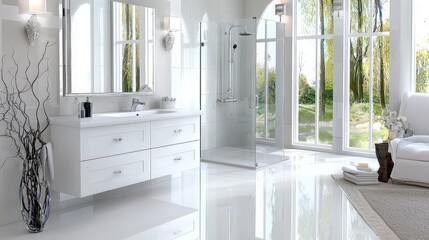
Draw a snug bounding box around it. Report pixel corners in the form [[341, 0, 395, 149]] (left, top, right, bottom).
[[49, 109, 203, 128]]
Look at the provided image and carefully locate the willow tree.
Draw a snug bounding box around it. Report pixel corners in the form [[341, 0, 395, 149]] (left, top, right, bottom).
[[416, 49, 429, 93], [374, 0, 386, 108], [349, 0, 369, 103], [120, 4, 141, 92], [319, 0, 334, 117], [122, 4, 132, 92]]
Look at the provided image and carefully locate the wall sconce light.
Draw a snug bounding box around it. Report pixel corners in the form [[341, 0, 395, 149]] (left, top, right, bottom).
[[275, 4, 287, 22], [333, 0, 343, 17], [333, 0, 343, 11], [163, 16, 181, 52], [19, 0, 47, 47]]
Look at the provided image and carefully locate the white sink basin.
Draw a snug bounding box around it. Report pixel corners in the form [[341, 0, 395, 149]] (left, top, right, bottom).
[[98, 109, 177, 118]]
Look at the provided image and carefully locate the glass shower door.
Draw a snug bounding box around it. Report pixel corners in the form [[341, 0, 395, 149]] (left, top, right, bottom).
[[200, 18, 258, 168], [228, 18, 258, 167], [255, 18, 286, 168]]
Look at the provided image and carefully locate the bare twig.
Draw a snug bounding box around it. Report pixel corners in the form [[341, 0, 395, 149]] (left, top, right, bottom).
[[0, 41, 53, 169]]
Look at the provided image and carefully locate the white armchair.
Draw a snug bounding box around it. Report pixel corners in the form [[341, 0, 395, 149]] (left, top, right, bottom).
[[390, 93, 429, 186]]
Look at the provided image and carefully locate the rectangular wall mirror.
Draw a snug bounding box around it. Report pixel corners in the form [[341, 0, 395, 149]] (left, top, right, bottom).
[[62, 0, 156, 95]]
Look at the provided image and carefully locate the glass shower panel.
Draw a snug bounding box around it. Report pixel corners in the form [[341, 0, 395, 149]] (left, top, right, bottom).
[[256, 42, 266, 139], [233, 18, 257, 154], [255, 19, 285, 168], [200, 18, 286, 169], [200, 19, 257, 168], [267, 41, 277, 139]]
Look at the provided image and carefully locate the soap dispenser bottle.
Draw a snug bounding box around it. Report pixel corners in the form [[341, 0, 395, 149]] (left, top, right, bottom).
[[83, 97, 93, 118], [79, 103, 86, 118]]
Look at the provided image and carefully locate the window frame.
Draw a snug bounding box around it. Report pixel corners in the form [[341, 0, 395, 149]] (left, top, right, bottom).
[[343, 0, 390, 153], [411, 0, 416, 93], [411, 0, 429, 94], [293, 0, 335, 148]]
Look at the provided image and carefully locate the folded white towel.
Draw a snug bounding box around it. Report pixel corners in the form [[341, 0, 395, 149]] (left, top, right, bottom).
[[344, 175, 379, 185], [40, 143, 54, 180], [343, 172, 378, 181], [342, 166, 378, 176]]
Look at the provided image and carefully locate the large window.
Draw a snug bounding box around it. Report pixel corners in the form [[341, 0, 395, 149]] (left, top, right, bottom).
[[293, 0, 390, 152], [346, 0, 390, 150], [414, 0, 429, 93], [295, 0, 334, 146]]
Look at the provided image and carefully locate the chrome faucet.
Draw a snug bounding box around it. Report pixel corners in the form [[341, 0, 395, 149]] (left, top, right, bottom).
[[131, 98, 146, 112]]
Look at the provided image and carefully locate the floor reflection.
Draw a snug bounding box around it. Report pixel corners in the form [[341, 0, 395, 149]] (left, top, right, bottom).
[[0, 150, 381, 240], [202, 150, 379, 240], [0, 170, 201, 240]]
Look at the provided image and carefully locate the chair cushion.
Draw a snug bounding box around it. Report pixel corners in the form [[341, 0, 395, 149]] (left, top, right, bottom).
[[399, 93, 429, 135], [397, 140, 429, 162]]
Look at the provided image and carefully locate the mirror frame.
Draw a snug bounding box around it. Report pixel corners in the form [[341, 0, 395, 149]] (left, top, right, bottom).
[[61, 0, 156, 97]]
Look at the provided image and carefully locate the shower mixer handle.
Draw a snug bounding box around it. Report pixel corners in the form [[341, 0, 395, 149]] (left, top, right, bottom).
[[217, 98, 238, 103], [249, 95, 259, 109], [255, 95, 259, 109]]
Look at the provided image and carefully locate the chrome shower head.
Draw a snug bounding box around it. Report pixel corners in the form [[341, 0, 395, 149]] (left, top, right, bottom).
[[239, 31, 252, 36], [227, 25, 252, 36]]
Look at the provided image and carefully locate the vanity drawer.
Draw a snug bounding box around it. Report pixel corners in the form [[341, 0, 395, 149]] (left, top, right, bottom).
[[151, 117, 200, 148], [81, 150, 150, 197], [151, 141, 200, 179], [81, 122, 150, 160], [150, 212, 199, 240]]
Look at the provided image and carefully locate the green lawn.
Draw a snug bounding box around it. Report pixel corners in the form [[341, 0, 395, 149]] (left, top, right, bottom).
[[298, 103, 388, 148], [298, 104, 333, 144]]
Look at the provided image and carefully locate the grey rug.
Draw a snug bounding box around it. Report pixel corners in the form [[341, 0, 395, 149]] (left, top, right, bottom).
[[332, 175, 429, 240]]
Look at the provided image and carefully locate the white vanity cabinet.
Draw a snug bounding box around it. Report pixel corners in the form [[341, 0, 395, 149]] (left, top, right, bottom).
[[50, 111, 201, 198]]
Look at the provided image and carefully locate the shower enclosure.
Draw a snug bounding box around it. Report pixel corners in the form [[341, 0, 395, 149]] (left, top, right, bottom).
[[200, 18, 287, 169]]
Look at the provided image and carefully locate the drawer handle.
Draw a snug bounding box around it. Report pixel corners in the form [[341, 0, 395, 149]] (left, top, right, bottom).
[[173, 129, 183, 133], [174, 157, 182, 161], [113, 170, 122, 175], [113, 138, 123, 143]]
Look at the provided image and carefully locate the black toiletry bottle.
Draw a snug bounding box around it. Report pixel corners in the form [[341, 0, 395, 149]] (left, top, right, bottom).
[[83, 97, 93, 118]]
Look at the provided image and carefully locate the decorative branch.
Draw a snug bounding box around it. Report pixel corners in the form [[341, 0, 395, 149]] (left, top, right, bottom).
[[0, 41, 53, 169]]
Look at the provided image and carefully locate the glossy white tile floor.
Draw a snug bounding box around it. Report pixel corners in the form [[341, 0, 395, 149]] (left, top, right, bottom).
[[201, 150, 379, 240], [202, 147, 287, 168], [0, 150, 380, 240]]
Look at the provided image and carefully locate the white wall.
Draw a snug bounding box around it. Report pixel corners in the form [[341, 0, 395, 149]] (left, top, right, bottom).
[[0, 0, 61, 227], [389, 0, 413, 112]]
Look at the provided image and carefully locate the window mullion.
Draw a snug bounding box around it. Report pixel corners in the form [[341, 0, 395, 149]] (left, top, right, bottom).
[[315, 0, 320, 145], [132, 6, 136, 92], [369, 37, 374, 150], [368, 0, 374, 150], [297, 34, 335, 40], [411, 0, 417, 92], [315, 40, 320, 145], [264, 20, 269, 139], [345, 0, 350, 150]]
